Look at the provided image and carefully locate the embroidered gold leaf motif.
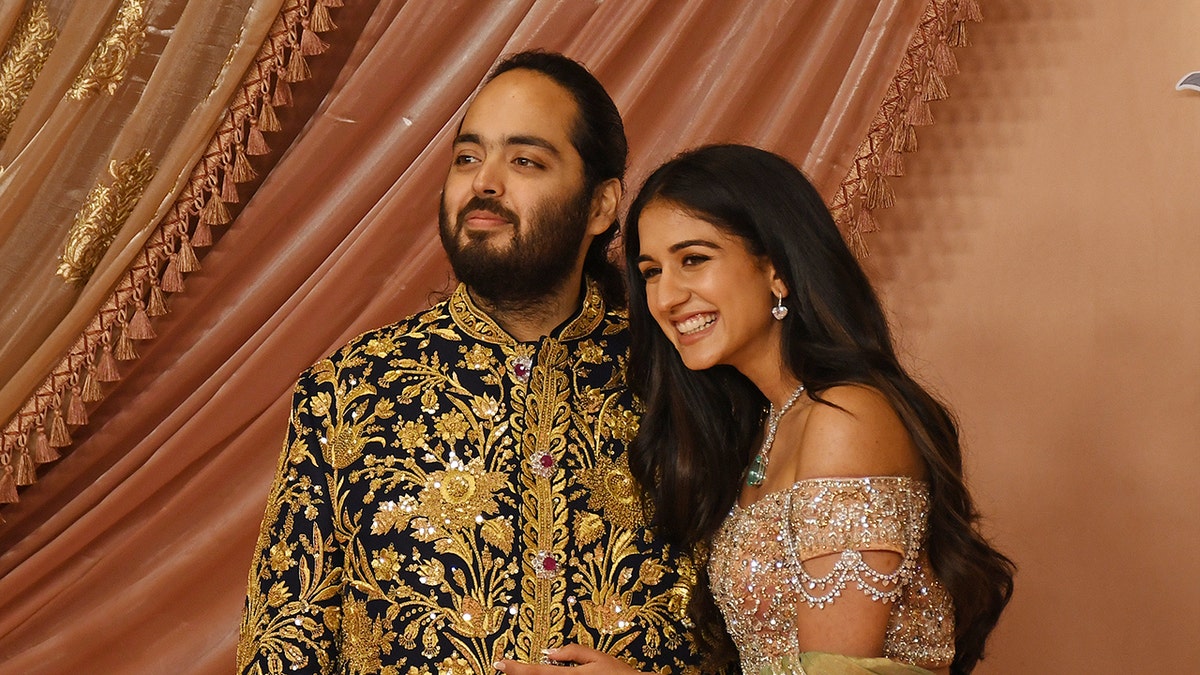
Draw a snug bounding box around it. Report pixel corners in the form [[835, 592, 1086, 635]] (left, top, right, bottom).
[[66, 0, 148, 100], [575, 511, 604, 547], [480, 516, 514, 553], [450, 595, 505, 638], [57, 149, 156, 282], [0, 1, 58, 145]]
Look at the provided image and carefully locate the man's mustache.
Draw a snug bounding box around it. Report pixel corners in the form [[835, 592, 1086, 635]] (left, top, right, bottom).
[[457, 196, 520, 228]]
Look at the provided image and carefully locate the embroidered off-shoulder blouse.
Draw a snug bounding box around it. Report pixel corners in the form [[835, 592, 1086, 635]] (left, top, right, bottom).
[[708, 477, 954, 674]]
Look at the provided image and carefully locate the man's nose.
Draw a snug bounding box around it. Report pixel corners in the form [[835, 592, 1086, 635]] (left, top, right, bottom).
[[472, 157, 503, 197]]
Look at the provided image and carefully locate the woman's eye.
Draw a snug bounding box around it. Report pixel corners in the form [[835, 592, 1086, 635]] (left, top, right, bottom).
[[639, 266, 661, 281], [681, 254, 709, 266]]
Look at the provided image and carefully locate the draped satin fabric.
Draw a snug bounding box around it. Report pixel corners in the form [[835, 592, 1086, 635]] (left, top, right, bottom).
[[0, 1, 959, 672]]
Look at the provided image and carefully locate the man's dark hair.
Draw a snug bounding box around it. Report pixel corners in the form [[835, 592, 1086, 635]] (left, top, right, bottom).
[[487, 51, 628, 307]]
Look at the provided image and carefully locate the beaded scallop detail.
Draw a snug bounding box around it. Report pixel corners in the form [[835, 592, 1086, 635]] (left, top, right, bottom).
[[708, 477, 955, 673]]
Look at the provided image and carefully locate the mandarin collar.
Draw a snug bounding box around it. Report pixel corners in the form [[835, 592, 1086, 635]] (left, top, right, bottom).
[[448, 278, 607, 345]]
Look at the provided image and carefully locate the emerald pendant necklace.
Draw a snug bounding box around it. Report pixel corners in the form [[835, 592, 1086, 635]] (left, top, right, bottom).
[[745, 383, 807, 487]]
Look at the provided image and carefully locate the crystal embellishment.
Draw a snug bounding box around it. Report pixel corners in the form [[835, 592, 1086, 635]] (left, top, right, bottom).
[[746, 455, 767, 486], [512, 356, 532, 383]]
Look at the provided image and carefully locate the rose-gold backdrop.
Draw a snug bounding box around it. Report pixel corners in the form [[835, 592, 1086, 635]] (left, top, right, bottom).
[[867, 1, 1200, 672]]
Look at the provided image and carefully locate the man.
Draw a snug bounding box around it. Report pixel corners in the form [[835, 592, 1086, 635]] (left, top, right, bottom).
[[238, 51, 718, 674]]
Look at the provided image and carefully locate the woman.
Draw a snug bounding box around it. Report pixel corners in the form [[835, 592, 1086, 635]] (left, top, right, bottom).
[[496, 145, 1012, 675]]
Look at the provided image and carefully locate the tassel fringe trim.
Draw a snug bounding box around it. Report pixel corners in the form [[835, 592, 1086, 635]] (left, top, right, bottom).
[[0, 0, 345, 511], [831, 0, 982, 256]]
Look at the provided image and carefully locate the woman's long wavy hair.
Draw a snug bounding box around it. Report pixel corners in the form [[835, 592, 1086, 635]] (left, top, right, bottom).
[[623, 145, 1014, 673]]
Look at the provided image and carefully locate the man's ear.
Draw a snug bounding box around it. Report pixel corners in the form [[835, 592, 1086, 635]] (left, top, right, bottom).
[[587, 178, 623, 236]]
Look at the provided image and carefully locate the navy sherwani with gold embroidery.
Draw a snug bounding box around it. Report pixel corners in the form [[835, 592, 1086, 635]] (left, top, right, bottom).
[[239, 281, 708, 674]]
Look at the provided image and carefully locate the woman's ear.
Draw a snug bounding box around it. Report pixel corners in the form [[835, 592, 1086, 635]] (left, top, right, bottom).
[[768, 267, 789, 299]]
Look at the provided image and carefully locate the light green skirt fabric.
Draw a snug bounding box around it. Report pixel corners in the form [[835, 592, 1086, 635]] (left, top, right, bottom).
[[758, 652, 937, 675]]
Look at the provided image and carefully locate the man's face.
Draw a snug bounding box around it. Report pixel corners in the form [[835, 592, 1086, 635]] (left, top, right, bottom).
[[439, 69, 598, 309]]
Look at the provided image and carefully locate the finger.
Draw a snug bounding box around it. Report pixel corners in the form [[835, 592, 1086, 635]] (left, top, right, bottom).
[[493, 659, 574, 675], [546, 644, 602, 664]]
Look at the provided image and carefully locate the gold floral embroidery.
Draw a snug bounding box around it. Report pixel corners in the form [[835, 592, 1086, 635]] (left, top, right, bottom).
[[0, 1, 58, 145], [241, 282, 713, 674], [576, 454, 646, 531], [57, 149, 156, 283], [66, 0, 148, 100]]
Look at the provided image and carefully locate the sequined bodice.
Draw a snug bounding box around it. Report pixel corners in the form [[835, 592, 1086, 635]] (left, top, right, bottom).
[[708, 477, 955, 673]]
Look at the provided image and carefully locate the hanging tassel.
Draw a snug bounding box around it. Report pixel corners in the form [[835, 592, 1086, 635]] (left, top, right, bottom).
[[309, 2, 337, 32], [891, 124, 918, 153], [959, 0, 983, 23], [128, 302, 156, 340], [864, 173, 896, 210], [15, 442, 36, 485], [200, 193, 231, 225], [855, 205, 880, 234], [67, 386, 88, 425], [948, 21, 969, 48], [319, 0, 344, 9], [246, 126, 271, 155], [32, 426, 59, 463], [147, 279, 169, 315], [114, 322, 139, 360], [904, 96, 934, 126], [177, 233, 201, 273], [221, 170, 240, 203], [49, 408, 71, 447], [231, 147, 258, 183], [922, 68, 949, 101], [191, 221, 213, 248], [257, 101, 282, 133], [847, 226, 869, 259], [284, 51, 311, 83], [300, 26, 328, 56], [933, 40, 959, 76], [879, 150, 905, 177], [272, 79, 293, 107], [0, 465, 18, 502], [161, 255, 185, 293], [96, 343, 121, 381], [81, 369, 103, 402]]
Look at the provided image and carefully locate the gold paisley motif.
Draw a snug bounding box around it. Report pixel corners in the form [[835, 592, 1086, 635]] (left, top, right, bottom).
[[67, 0, 148, 100], [0, 1, 58, 145], [57, 149, 156, 282]]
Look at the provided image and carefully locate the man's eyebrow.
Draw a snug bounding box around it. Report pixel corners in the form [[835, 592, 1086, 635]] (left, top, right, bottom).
[[506, 135, 561, 157], [452, 132, 562, 157]]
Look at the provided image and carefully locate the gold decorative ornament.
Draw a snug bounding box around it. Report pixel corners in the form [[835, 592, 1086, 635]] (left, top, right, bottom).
[[57, 149, 156, 283], [0, 1, 58, 144], [66, 0, 148, 100]]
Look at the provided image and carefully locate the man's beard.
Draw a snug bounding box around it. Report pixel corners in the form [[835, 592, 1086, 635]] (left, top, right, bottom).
[[439, 188, 593, 312]]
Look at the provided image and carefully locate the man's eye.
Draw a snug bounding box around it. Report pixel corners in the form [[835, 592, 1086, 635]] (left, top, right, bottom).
[[454, 154, 479, 165], [514, 157, 542, 168]]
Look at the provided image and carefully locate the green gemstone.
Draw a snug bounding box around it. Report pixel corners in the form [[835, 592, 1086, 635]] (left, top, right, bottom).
[[746, 455, 766, 486]]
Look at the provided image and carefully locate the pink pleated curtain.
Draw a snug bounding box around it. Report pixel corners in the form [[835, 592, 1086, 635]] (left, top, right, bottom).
[[0, 1, 977, 671]]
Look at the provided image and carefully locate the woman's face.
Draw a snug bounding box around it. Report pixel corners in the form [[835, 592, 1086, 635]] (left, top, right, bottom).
[[634, 200, 785, 375]]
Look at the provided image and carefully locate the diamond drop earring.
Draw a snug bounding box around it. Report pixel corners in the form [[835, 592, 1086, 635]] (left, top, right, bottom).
[[771, 292, 788, 320]]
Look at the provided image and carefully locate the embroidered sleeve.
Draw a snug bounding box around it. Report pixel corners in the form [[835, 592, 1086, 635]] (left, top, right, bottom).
[[783, 477, 929, 608], [237, 361, 345, 675]]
